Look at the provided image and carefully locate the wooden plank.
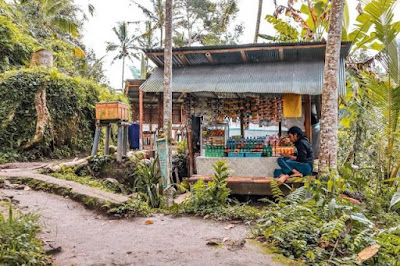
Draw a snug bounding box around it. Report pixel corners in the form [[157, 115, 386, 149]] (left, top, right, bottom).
[[279, 48, 284, 60], [178, 53, 189, 66], [305, 95, 312, 142], [205, 52, 215, 64], [147, 43, 349, 56], [240, 50, 248, 63]]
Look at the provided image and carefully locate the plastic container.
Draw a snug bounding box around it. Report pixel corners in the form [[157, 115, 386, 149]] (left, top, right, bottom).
[[228, 152, 245, 157], [245, 152, 262, 157]]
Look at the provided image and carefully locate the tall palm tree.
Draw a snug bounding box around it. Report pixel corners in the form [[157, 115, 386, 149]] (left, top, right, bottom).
[[131, 0, 165, 48], [19, 0, 80, 37], [254, 0, 263, 43], [106, 21, 139, 90], [163, 0, 173, 186], [318, 0, 345, 173]]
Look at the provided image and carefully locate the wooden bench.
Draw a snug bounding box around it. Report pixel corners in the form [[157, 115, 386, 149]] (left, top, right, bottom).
[[189, 175, 308, 195]]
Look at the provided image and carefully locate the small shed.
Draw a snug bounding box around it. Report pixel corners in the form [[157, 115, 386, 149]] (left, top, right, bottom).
[[137, 42, 351, 194]]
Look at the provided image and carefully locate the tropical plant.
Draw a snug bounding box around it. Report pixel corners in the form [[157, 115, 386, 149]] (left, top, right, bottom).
[[134, 157, 162, 208], [18, 0, 80, 38], [106, 21, 140, 90], [183, 160, 231, 214], [0, 202, 50, 265], [131, 0, 166, 47]]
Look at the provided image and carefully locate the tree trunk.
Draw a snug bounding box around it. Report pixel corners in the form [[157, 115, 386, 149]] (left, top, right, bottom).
[[24, 49, 53, 150], [318, 0, 345, 174], [163, 0, 173, 186], [254, 0, 263, 43], [121, 56, 125, 91], [23, 88, 52, 150]]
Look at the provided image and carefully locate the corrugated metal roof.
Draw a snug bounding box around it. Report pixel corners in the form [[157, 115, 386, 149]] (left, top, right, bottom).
[[144, 42, 352, 67], [140, 60, 346, 95]]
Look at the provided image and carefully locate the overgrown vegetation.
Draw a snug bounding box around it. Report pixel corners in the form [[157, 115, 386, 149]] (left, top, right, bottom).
[[0, 201, 50, 265], [182, 160, 261, 221], [0, 68, 126, 162], [253, 174, 400, 265]]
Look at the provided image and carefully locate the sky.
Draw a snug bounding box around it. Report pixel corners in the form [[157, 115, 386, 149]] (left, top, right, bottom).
[[75, 0, 368, 91]]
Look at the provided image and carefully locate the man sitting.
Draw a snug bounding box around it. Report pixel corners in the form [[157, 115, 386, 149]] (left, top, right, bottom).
[[274, 126, 314, 184]]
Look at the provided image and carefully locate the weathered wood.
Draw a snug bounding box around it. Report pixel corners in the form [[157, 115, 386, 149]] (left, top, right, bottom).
[[205, 52, 215, 64], [117, 124, 123, 162], [147, 43, 350, 57], [104, 125, 111, 155], [91, 125, 101, 156], [279, 48, 284, 61], [47, 156, 91, 172], [123, 125, 129, 156], [95, 102, 129, 121], [305, 95, 312, 143], [178, 53, 189, 66], [240, 50, 248, 63]]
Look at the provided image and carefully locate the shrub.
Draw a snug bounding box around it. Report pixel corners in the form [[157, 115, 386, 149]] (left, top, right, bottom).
[[0, 202, 50, 265]]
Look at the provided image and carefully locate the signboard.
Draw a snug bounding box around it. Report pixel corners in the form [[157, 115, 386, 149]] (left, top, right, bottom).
[[156, 138, 170, 188]]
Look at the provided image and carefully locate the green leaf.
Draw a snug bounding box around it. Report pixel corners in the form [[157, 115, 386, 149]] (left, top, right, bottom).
[[389, 192, 400, 210], [351, 213, 374, 226]]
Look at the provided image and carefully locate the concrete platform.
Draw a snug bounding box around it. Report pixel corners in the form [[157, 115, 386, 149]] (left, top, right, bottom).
[[196, 156, 279, 177]]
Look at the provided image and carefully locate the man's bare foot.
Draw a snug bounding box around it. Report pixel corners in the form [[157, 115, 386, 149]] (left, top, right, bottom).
[[290, 169, 303, 178], [277, 174, 289, 184]]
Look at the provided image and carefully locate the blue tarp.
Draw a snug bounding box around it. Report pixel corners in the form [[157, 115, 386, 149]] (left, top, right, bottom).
[[128, 123, 140, 149]]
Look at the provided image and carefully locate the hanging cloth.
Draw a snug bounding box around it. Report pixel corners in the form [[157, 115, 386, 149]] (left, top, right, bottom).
[[283, 93, 302, 118]]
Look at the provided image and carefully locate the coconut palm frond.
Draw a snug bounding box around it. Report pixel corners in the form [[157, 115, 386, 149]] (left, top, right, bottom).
[[52, 15, 79, 36]]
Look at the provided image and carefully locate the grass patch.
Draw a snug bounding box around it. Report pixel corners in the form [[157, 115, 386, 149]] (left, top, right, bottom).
[[49, 167, 126, 194], [0, 201, 51, 265]]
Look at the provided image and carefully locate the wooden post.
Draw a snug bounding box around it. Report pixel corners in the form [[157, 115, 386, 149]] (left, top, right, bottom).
[[104, 124, 111, 155], [305, 95, 312, 143], [117, 123, 123, 162], [91, 121, 101, 156], [158, 93, 163, 131], [149, 107, 153, 131], [240, 110, 244, 137], [279, 122, 282, 137], [123, 125, 129, 156], [187, 125, 194, 177], [139, 90, 144, 149]]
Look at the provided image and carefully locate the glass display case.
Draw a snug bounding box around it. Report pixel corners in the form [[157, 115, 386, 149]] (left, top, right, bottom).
[[200, 123, 229, 157]]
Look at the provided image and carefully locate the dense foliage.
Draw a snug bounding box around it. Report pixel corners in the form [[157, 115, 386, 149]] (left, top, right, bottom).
[[0, 68, 125, 161], [0, 202, 50, 265], [254, 174, 400, 265]]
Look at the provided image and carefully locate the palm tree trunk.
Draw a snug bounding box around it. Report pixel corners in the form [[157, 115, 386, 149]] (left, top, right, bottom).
[[318, 0, 345, 174], [254, 0, 263, 43], [121, 56, 125, 91], [163, 0, 173, 186]]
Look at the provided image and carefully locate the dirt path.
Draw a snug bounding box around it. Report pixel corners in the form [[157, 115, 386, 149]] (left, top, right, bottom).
[[1, 189, 281, 266]]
